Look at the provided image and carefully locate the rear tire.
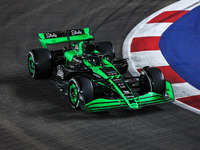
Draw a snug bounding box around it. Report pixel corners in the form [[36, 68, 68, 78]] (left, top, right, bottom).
[[139, 67, 166, 95], [95, 41, 115, 60], [28, 48, 52, 79]]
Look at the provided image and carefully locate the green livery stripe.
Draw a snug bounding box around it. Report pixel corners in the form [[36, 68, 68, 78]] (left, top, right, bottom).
[[86, 98, 126, 105], [137, 98, 174, 108], [85, 98, 128, 112], [86, 105, 128, 112], [137, 97, 173, 105], [87, 102, 127, 108]]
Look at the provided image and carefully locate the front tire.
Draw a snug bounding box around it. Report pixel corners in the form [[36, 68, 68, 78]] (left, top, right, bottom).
[[68, 76, 94, 110], [139, 67, 166, 95]]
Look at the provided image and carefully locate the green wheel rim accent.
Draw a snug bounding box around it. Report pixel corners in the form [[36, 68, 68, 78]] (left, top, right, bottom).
[[69, 83, 78, 104], [28, 55, 35, 74]]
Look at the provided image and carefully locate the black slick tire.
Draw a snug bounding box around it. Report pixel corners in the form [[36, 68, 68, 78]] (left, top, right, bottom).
[[139, 67, 166, 95], [68, 76, 94, 110], [28, 48, 52, 79]]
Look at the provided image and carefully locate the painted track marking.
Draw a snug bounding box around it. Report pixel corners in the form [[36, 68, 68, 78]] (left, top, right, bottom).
[[123, 0, 200, 114]]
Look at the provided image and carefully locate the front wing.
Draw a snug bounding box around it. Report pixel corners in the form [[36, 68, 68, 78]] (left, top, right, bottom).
[[84, 81, 174, 112]]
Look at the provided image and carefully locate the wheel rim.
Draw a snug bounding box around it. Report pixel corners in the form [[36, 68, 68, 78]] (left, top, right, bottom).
[[28, 54, 35, 74], [69, 83, 79, 105]]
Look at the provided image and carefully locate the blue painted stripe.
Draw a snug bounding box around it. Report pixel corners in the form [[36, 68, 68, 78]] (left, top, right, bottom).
[[159, 6, 200, 90]]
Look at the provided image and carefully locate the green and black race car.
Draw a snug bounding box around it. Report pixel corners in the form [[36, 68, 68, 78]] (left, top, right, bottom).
[[28, 28, 174, 112]]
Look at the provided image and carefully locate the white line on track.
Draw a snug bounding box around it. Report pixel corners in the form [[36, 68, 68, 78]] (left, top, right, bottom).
[[172, 83, 200, 99], [130, 51, 169, 69], [173, 100, 200, 115], [133, 23, 172, 38]]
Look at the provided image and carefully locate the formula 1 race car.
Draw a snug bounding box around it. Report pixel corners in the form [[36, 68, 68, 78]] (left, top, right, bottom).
[[28, 28, 174, 112]]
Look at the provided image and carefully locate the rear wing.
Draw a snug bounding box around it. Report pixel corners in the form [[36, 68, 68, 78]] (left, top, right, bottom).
[[38, 28, 94, 48]]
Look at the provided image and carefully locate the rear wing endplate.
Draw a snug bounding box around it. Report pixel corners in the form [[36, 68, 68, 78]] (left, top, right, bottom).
[[38, 28, 93, 48]]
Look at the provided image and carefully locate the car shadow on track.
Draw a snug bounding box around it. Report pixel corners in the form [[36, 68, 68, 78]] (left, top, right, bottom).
[[8, 74, 165, 121]]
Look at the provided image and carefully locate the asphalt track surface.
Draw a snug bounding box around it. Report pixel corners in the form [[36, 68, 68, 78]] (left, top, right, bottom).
[[0, 0, 200, 149]]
